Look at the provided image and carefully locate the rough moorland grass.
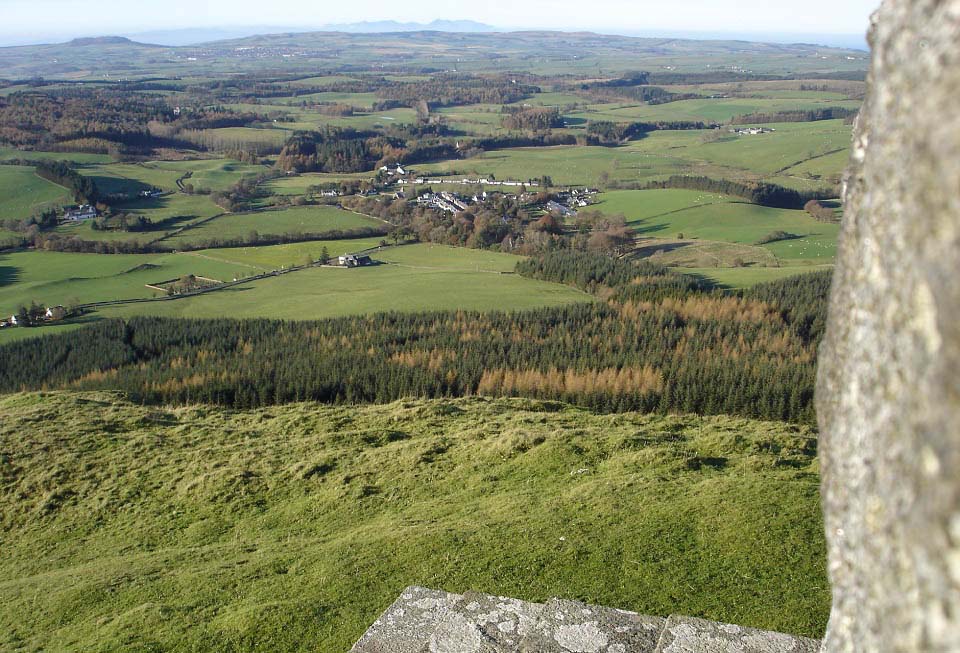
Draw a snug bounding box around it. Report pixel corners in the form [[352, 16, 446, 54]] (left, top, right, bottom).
[[0, 165, 72, 218], [0, 392, 828, 652]]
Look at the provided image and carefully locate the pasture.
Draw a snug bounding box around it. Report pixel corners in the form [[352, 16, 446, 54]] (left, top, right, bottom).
[[420, 146, 646, 187], [681, 265, 835, 289], [92, 244, 588, 322], [595, 189, 839, 265], [0, 250, 242, 318], [570, 97, 862, 124], [0, 165, 72, 219], [151, 159, 268, 191], [418, 121, 851, 189], [0, 244, 589, 344], [162, 205, 384, 247], [264, 172, 375, 196], [197, 237, 390, 270]]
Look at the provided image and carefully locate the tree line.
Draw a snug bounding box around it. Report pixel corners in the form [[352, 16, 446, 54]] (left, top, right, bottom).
[[729, 108, 859, 125], [35, 160, 100, 204], [642, 175, 832, 209], [0, 263, 831, 424], [586, 120, 712, 144]]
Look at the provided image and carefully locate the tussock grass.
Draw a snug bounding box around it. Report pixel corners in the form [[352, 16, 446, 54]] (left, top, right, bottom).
[[0, 392, 827, 651]]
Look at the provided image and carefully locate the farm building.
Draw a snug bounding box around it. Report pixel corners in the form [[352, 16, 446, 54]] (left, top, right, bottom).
[[64, 205, 98, 221], [45, 306, 67, 321], [338, 254, 373, 268]]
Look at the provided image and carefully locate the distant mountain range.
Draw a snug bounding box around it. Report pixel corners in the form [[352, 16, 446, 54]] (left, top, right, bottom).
[[319, 20, 496, 34], [116, 21, 497, 47], [0, 29, 870, 81]]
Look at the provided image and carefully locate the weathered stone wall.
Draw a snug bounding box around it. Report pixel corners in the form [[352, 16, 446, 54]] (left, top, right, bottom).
[[816, 1, 960, 651]]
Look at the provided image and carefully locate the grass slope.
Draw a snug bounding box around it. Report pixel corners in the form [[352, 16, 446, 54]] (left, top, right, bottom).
[[0, 165, 72, 219], [0, 245, 589, 343], [0, 392, 828, 651], [163, 206, 382, 247]]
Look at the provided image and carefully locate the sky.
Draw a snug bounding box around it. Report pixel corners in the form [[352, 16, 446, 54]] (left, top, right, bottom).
[[0, 0, 881, 47]]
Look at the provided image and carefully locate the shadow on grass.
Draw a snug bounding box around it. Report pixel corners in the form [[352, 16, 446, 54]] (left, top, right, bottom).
[[88, 175, 153, 196], [675, 270, 728, 291], [630, 222, 670, 236], [632, 241, 692, 258], [0, 264, 20, 288]]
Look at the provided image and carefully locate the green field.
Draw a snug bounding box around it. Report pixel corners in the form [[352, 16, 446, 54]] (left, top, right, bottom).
[[596, 189, 839, 265], [422, 146, 641, 187], [196, 238, 389, 270], [109, 193, 224, 223], [80, 159, 268, 195], [570, 98, 862, 124], [0, 165, 72, 219], [0, 392, 829, 651], [680, 265, 835, 289], [595, 188, 734, 222], [0, 250, 243, 317], [151, 159, 268, 191], [0, 148, 114, 164], [263, 173, 375, 196], [417, 121, 851, 189], [620, 121, 852, 182], [0, 244, 589, 342], [163, 206, 383, 246], [79, 162, 184, 195], [90, 245, 588, 322]]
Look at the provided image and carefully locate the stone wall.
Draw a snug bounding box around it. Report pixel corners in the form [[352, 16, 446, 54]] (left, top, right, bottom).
[[816, 1, 960, 651]]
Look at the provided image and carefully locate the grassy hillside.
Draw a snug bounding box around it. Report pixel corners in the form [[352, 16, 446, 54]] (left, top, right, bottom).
[[0, 245, 589, 343], [0, 165, 72, 218], [0, 392, 828, 652], [162, 206, 383, 247]]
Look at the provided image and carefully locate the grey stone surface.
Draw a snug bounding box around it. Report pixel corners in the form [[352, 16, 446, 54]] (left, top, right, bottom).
[[352, 588, 821, 652], [654, 616, 820, 653], [350, 586, 463, 653], [520, 598, 664, 653], [427, 591, 544, 652], [815, 1, 960, 652]]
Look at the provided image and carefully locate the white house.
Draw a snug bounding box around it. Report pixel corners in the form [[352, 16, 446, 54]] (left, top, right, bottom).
[[64, 205, 98, 221], [338, 254, 373, 268]]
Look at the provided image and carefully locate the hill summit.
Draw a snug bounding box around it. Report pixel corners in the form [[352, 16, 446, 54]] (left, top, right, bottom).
[[67, 35, 144, 46]]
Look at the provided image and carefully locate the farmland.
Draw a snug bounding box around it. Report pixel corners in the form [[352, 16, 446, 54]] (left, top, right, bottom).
[[0, 244, 589, 342], [0, 28, 866, 649], [160, 205, 384, 247], [0, 165, 72, 218], [596, 190, 838, 260]]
